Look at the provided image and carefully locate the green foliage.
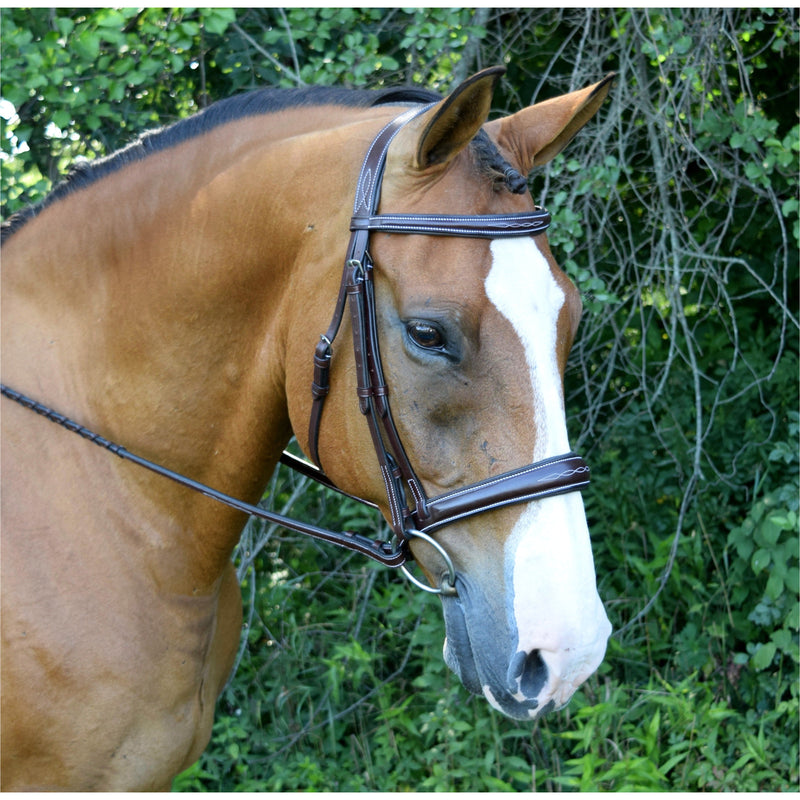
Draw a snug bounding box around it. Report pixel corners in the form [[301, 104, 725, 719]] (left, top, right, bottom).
[[0, 7, 486, 216], [2, 7, 797, 793], [1, 7, 236, 209], [727, 413, 800, 679]]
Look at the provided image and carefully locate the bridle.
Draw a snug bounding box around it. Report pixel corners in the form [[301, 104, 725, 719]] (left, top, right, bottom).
[[0, 103, 590, 595], [304, 103, 590, 592]]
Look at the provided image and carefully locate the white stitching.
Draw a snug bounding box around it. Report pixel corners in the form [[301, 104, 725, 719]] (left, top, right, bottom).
[[430, 455, 581, 504], [353, 105, 433, 215], [421, 480, 590, 533]]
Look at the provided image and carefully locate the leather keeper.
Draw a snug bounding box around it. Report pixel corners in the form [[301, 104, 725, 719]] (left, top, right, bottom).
[[311, 346, 331, 400]]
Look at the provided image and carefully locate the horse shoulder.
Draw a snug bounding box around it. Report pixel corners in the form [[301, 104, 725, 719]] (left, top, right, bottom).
[[0, 418, 242, 789]]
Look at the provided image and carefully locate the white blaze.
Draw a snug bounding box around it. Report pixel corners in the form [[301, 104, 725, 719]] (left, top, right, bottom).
[[485, 238, 610, 710], [485, 238, 568, 462]]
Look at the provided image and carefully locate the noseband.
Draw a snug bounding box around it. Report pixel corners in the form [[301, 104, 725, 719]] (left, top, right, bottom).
[[1, 104, 589, 596]]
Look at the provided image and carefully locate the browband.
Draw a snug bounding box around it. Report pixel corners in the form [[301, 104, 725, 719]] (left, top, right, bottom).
[[350, 210, 551, 238]]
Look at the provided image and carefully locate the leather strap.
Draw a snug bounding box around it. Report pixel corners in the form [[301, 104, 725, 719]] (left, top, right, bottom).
[[2, 382, 589, 570], [417, 453, 589, 533], [0, 384, 406, 566], [350, 210, 551, 238], [346, 256, 427, 538], [278, 450, 379, 509], [308, 103, 433, 469]]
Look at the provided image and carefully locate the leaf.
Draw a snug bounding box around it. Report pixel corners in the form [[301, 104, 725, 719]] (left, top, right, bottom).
[[55, 16, 75, 38], [73, 30, 100, 61], [785, 601, 800, 631], [729, 131, 747, 149], [51, 109, 71, 130], [781, 198, 799, 218], [482, 776, 514, 791], [751, 548, 771, 575], [745, 161, 767, 182], [766, 570, 784, 601], [730, 526, 754, 560], [751, 641, 776, 670], [770, 627, 793, 653], [203, 8, 235, 35], [96, 9, 126, 28], [767, 514, 790, 530]]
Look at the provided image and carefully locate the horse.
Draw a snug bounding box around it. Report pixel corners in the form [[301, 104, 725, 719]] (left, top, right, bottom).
[[1, 66, 613, 790]]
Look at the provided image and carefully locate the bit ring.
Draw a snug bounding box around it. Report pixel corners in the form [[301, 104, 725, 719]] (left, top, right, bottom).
[[399, 528, 457, 596]]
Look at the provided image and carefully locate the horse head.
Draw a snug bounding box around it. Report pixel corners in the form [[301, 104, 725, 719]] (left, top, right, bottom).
[[289, 68, 614, 719]]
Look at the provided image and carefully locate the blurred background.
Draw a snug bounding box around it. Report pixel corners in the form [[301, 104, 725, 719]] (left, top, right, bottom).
[[2, 8, 797, 791]]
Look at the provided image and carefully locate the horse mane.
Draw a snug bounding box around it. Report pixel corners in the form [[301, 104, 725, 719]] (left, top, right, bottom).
[[1, 85, 525, 243]]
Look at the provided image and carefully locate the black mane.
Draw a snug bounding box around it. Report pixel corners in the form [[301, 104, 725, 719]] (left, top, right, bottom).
[[1, 84, 525, 242]]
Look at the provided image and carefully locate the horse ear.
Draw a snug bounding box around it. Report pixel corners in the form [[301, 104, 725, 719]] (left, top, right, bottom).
[[406, 66, 505, 169], [485, 73, 615, 173]]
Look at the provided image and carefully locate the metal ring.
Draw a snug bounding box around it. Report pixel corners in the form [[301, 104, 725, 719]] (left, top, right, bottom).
[[399, 528, 457, 596]]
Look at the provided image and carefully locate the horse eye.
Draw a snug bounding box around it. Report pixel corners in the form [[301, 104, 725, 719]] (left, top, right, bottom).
[[407, 321, 445, 350]]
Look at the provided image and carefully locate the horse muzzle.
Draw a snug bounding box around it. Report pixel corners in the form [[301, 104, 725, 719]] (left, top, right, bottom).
[[437, 491, 612, 720], [440, 579, 611, 720]]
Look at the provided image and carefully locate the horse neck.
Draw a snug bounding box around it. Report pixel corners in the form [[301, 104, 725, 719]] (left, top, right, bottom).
[[2, 107, 383, 580]]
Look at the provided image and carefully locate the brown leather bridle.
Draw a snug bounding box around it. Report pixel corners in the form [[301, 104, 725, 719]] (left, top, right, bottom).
[[0, 104, 589, 595], [297, 104, 590, 591]]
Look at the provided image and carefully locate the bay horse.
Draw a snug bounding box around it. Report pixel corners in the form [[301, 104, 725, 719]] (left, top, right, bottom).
[[1, 67, 613, 790]]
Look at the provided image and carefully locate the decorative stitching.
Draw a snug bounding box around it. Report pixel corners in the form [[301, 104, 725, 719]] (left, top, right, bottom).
[[421, 480, 591, 533], [429, 455, 582, 504], [350, 211, 551, 238]]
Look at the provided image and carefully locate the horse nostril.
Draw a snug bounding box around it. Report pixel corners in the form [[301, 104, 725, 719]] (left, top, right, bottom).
[[509, 649, 548, 698]]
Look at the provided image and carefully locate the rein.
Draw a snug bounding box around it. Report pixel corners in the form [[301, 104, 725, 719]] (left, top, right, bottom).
[[0, 384, 405, 567], [1, 103, 590, 595]]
